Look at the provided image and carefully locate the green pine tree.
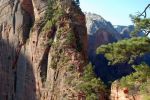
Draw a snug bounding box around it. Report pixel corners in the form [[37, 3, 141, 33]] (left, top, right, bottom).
[[96, 4, 150, 99], [119, 63, 150, 97], [130, 4, 150, 37], [77, 63, 106, 100], [96, 37, 150, 65]]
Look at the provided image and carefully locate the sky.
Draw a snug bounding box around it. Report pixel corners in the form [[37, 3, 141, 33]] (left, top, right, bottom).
[[80, 0, 150, 25]]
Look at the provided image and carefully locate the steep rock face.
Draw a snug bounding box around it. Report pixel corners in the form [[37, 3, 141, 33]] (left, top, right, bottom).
[[85, 13, 121, 61], [31, 0, 47, 20], [0, 0, 88, 100], [0, 0, 35, 99]]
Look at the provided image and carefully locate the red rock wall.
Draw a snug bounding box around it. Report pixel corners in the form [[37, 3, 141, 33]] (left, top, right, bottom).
[[0, 0, 88, 100]]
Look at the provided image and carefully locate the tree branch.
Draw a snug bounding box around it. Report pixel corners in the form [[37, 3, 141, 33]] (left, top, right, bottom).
[[146, 31, 150, 36], [138, 4, 150, 18], [142, 29, 150, 36]]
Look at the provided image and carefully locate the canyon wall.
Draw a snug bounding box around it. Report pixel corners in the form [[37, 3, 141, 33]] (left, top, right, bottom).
[[0, 0, 88, 100]]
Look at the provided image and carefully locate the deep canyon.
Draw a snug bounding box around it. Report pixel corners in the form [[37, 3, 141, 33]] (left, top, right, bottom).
[[0, 0, 149, 100]]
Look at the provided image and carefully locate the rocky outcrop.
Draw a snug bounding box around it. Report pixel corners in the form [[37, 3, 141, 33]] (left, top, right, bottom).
[[110, 81, 142, 100], [0, 0, 88, 100]]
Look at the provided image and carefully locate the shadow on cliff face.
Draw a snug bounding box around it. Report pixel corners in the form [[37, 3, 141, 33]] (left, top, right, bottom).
[[92, 53, 150, 85], [93, 54, 134, 84], [88, 33, 128, 84], [0, 39, 37, 100], [88, 35, 150, 85]]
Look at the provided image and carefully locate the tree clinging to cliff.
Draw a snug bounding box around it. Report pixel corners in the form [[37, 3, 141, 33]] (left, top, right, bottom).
[[131, 4, 150, 36]]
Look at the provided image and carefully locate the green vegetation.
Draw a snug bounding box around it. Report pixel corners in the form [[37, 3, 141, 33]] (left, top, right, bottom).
[[66, 32, 76, 45], [140, 80, 150, 94], [130, 15, 150, 37], [45, 0, 56, 21], [96, 36, 150, 97], [96, 37, 150, 65], [120, 63, 150, 91], [65, 30, 83, 52], [67, 64, 75, 71], [96, 13, 150, 97], [43, 0, 64, 32], [46, 38, 53, 46], [78, 63, 106, 100], [119, 6, 150, 98], [129, 4, 150, 37], [119, 63, 150, 99], [42, 20, 55, 32], [50, 41, 61, 69], [45, 0, 82, 70]]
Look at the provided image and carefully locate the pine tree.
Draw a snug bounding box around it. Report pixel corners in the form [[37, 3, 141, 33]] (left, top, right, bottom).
[[96, 4, 150, 98], [96, 37, 150, 65], [130, 4, 150, 36], [119, 63, 150, 97], [77, 63, 106, 100]]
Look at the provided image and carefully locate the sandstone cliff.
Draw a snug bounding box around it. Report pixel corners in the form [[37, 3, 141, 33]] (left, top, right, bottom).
[[0, 0, 88, 100]]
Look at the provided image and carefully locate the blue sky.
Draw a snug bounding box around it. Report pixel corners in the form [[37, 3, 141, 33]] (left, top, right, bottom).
[[80, 0, 150, 25]]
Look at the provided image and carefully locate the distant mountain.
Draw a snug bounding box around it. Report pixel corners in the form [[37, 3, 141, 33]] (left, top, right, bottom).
[[85, 12, 121, 62], [86, 12, 121, 39], [114, 25, 145, 38], [86, 13, 124, 83], [85, 13, 146, 83]]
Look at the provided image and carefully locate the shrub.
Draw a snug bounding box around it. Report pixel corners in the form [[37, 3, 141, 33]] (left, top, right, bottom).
[[47, 38, 53, 46], [77, 63, 106, 100], [66, 32, 75, 45], [42, 20, 53, 32], [119, 63, 150, 95]]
